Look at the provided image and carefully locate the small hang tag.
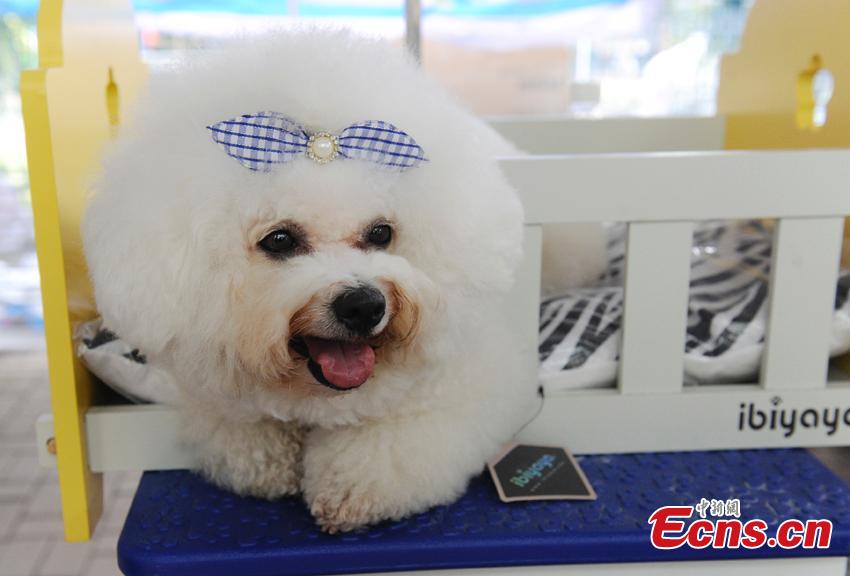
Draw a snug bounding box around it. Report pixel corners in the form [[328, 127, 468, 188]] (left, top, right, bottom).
[[488, 443, 597, 503]]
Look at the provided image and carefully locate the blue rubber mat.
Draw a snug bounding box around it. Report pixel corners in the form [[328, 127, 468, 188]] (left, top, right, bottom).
[[118, 449, 850, 575]]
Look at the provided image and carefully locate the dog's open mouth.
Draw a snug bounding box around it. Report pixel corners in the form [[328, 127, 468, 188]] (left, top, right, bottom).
[[290, 336, 376, 391]]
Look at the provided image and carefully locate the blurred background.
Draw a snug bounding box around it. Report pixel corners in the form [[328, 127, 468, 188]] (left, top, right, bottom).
[[0, 0, 756, 355], [0, 1, 757, 574]]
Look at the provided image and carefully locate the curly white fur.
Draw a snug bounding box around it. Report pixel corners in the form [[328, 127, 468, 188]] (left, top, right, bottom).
[[83, 29, 604, 532]]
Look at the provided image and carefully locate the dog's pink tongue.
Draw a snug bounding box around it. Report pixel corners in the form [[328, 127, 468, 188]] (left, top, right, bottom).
[[304, 337, 375, 389]]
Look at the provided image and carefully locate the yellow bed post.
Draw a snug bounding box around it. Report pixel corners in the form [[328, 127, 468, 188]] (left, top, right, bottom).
[[717, 0, 850, 371], [21, 0, 147, 541], [718, 0, 850, 151]]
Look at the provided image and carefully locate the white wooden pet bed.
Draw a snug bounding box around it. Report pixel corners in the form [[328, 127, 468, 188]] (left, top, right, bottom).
[[494, 116, 850, 453], [25, 1, 850, 554], [35, 115, 850, 472]]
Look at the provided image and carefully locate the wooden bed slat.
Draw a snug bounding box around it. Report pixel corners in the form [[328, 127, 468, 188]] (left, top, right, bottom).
[[761, 217, 845, 390], [508, 225, 543, 396], [500, 150, 850, 224], [619, 222, 694, 394], [490, 116, 725, 155]]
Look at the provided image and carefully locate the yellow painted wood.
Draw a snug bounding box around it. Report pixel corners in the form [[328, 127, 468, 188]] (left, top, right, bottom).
[[20, 0, 147, 541], [718, 0, 850, 150]]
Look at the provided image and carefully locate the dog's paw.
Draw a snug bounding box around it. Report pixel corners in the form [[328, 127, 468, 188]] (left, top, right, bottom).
[[196, 418, 306, 500], [302, 449, 389, 532], [301, 429, 406, 532], [301, 424, 463, 533], [308, 486, 385, 533]]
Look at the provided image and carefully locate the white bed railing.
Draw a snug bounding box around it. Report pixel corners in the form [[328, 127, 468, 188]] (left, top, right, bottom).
[[491, 117, 850, 453]]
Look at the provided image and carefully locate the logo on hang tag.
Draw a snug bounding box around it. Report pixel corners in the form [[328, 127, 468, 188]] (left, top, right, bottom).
[[488, 444, 596, 503]]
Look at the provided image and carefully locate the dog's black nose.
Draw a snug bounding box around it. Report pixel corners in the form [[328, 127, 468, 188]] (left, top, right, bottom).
[[332, 286, 386, 335]]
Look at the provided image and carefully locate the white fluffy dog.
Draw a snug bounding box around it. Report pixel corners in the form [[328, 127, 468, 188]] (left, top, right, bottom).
[[83, 30, 604, 532]]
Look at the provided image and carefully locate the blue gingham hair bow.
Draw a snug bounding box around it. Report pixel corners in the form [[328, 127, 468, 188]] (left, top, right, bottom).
[[207, 111, 427, 171]]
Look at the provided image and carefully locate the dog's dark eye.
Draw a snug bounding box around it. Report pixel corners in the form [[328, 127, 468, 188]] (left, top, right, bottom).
[[259, 229, 297, 255], [366, 224, 393, 247]]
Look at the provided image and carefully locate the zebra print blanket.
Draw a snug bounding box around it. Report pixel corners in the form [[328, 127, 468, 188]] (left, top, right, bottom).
[[539, 220, 850, 391]]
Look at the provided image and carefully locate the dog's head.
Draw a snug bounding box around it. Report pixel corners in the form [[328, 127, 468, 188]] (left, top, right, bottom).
[[84, 30, 523, 421]]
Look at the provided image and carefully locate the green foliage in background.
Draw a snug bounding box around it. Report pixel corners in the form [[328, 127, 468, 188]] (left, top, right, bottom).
[[0, 13, 36, 187], [665, 0, 754, 55], [0, 13, 36, 111]]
